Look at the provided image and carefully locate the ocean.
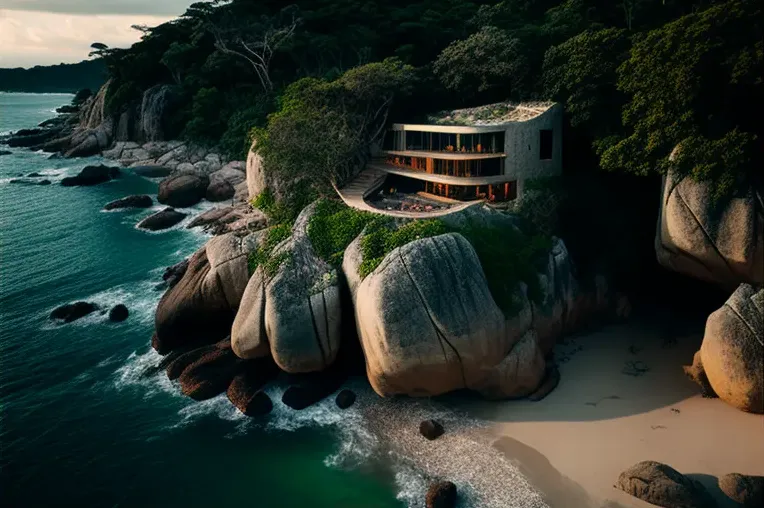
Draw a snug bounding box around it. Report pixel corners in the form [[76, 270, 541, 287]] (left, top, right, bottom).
[[0, 93, 404, 507]]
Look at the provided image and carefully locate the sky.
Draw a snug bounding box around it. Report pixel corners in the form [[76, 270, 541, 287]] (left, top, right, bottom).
[[0, 1, 199, 68]]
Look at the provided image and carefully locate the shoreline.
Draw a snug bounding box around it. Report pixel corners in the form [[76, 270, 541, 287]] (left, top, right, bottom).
[[463, 319, 764, 508]]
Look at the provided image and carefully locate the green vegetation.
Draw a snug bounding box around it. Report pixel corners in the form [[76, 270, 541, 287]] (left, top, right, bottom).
[[359, 219, 448, 277], [85, 0, 759, 212], [308, 200, 376, 266], [247, 223, 293, 277], [0, 60, 105, 93]]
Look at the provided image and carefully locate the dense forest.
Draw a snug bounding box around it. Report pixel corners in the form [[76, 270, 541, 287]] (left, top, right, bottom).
[[90, 0, 761, 292], [0, 60, 106, 94]]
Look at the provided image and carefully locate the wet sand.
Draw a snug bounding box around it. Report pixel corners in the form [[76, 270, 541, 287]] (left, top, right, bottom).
[[468, 321, 764, 508]]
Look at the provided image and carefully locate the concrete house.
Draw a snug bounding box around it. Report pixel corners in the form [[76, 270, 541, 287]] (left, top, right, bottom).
[[371, 101, 562, 202]]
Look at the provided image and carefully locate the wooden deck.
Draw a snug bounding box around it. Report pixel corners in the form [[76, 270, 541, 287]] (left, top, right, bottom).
[[335, 167, 480, 218]]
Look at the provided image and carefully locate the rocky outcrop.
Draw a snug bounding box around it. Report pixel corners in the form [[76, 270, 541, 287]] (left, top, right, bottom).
[[718, 473, 764, 508], [231, 204, 343, 373], [137, 208, 187, 231], [154, 231, 264, 354], [50, 302, 99, 323], [615, 461, 715, 508], [226, 359, 279, 416], [685, 283, 763, 413], [162, 258, 189, 290], [335, 389, 356, 409], [64, 83, 114, 158], [207, 163, 247, 202], [104, 195, 153, 211], [656, 169, 764, 290], [0, 150, 11, 156], [187, 205, 266, 236], [139, 85, 175, 142], [178, 345, 242, 401], [281, 370, 346, 410], [246, 140, 268, 200], [158, 173, 209, 208], [61, 165, 120, 187], [419, 420, 445, 441], [343, 230, 545, 399]]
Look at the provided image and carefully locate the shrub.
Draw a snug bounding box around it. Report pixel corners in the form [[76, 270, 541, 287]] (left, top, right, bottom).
[[247, 223, 293, 277], [359, 219, 447, 277], [308, 199, 376, 266]]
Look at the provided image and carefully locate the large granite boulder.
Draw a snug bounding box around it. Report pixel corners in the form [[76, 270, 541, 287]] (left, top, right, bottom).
[[158, 173, 209, 208], [178, 346, 242, 401], [154, 231, 263, 354], [656, 169, 764, 290], [104, 195, 153, 210], [615, 461, 715, 508], [685, 283, 764, 413], [342, 230, 545, 399], [139, 85, 175, 142], [231, 203, 343, 373]]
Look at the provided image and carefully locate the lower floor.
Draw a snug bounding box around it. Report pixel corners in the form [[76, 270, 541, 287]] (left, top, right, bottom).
[[420, 179, 518, 202]]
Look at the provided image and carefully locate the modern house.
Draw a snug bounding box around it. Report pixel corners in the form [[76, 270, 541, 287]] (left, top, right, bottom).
[[370, 102, 562, 203]]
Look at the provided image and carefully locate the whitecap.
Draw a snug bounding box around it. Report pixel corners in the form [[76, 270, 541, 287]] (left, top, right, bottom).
[[112, 348, 178, 398]]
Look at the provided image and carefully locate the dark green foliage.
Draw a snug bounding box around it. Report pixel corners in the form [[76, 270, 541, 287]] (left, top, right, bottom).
[[0, 60, 106, 93], [599, 0, 763, 200], [247, 223, 293, 276], [250, 182, 318, 225], [451, 221, 552, 315], [359, 219, 448, 277], [308, 200, 376, 266], [72, 88, 94, 105]]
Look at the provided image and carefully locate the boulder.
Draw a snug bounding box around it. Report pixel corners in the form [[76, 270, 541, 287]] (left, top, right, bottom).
[[187, 205, 266, 235], [207, 166, 246, 202], [104, 195, 153, 211], [226, 361, 280, 416], [178, 346, 242, 401], [426, 481, 457, 508], [526, 365, 561, 402], [615, 461, 715, 508], [154, 232, 261, 354], [6, 129, 58, 148], [166, 345, 218, 380], [656, 169, 764, 290], [419, 420, 444, 441], [281, 370, 345, 410], [342, 230, 545, 398], [137, 208, 186, 231], [26, 172, 42, 177], [139, 85, 174, 142], [108, 304, 129, 322], [38, 180, 51, 186], [131, 166, 172, 178], [232, 204, 343, 373], [335, 389, 356, 409], [718, 473, 764, 508], [685, 284, 763, 413], [50, 302, 99, 323], [0, 150, 11, 156], [158, 173, 209, 208], [61, 165, 120, 187]]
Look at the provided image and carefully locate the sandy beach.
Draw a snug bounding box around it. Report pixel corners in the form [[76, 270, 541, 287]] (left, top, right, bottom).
[[460, 318, 764, 508]]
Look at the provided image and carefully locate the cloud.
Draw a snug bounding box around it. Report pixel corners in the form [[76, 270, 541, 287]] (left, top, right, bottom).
[[0, 9, 175, 68], [0, 0, 196, 16]]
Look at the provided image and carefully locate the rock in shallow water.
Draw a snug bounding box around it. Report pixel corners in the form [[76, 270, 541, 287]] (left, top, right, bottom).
[[61, 165, 120, 187], [419, 420, 445, 441], [615, 461, 715, 508], [158, 173, 209, 208], [104, 195, 153, 211], [108, 304, 129, 322], [131, 165, 172, 178], [227, 362, 279, 416], [50, 302, 99, 323], [718, 473, 764, 508], [335, 389, 356, 409], [178, 346, 242, 401], [137, 208, 186, 231], [0, 150, 11, 156], [426, 481, 457, 508], [281, 370, 346, 410]]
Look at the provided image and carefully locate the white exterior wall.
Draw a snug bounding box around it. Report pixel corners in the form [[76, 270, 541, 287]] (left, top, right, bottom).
[[502, 103, 563, 196]]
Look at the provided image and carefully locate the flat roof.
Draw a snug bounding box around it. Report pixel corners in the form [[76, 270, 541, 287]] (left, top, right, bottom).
[[391, 101, 556, 132], [383, 150, 506, 160]]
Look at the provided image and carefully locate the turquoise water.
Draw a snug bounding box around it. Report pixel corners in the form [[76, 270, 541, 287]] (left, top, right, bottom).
[[0, 93, 403, 507]]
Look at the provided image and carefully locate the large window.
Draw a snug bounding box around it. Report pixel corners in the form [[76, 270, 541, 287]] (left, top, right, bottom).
[[539, 129, 553, 160]]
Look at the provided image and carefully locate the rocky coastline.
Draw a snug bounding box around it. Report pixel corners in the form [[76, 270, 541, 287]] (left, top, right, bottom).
[[3, 84, 763, 508]]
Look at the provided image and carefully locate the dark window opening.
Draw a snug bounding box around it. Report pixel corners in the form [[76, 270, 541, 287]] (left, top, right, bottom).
[[539, 129, 553, 160]]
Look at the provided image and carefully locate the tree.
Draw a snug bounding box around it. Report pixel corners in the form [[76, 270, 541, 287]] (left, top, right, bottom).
[[542, 28, 630, 137], [207, 4, 301, 93], [255, 58, 417, 190], [599, 0, 763, 200], [433, 26, 528, 97]]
